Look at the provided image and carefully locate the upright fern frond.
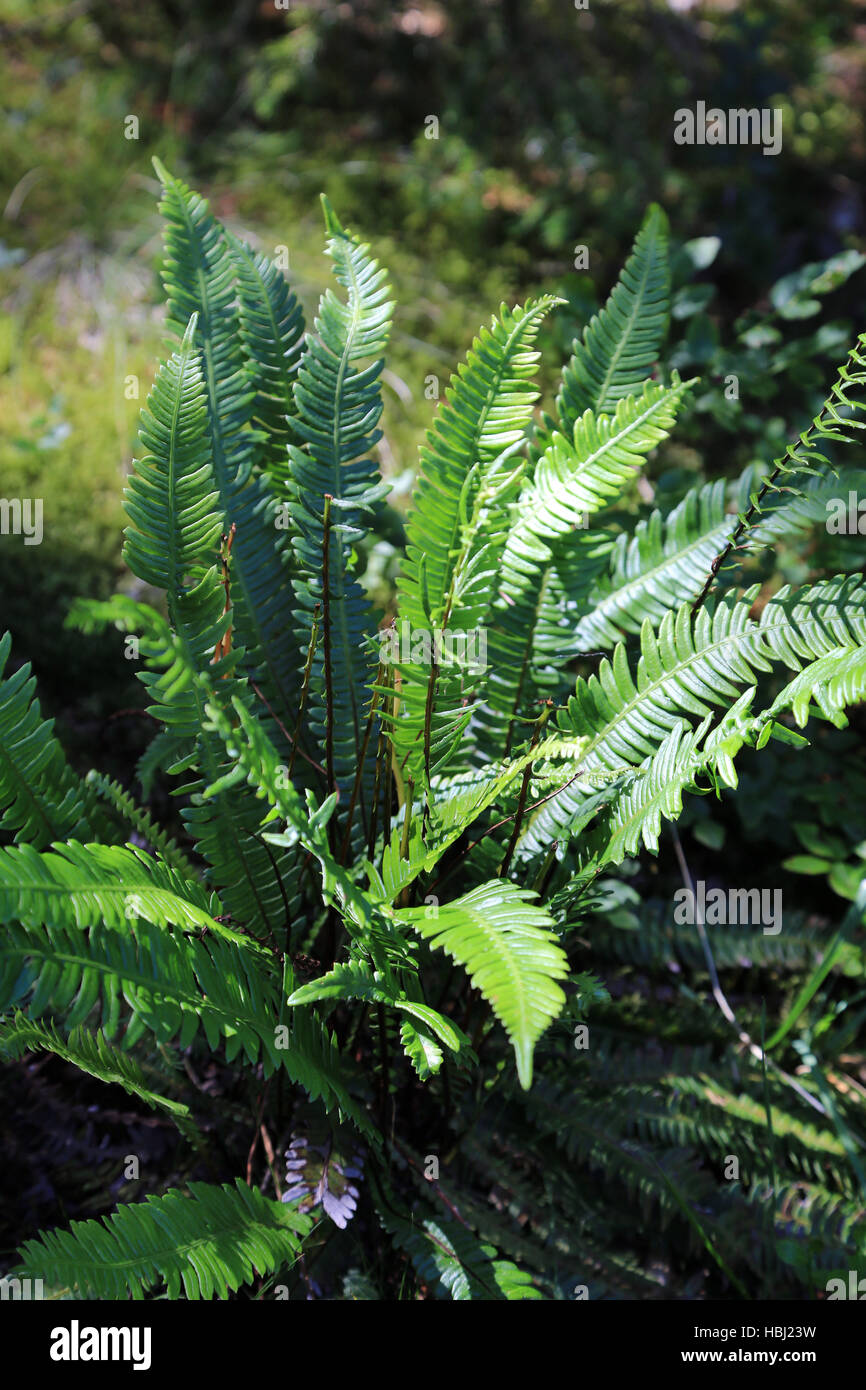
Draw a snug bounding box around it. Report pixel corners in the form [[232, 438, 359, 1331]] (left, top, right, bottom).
[[118, 330, 296, 941], [399, 297, 558, 635], [388, 297, 557, 789], [123, 313, 223, 594], [227, 230, 306, 490], [153, 158, 303, 732], [479, 377, 694, 758], [542, 203, 671, 448], [288, 197, 394, 812], [0, 632, 93, 848]]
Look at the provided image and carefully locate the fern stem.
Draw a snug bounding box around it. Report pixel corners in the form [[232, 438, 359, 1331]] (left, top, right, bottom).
[[429, 760, 586, 898], [251, 679, 326, 783], [368, 664, 393, 860], [377, 1003, 390, 1136], [397, 779, 414, 909], [340, 661, 383, 864], [692, 336, 866, 612], [670, 825, 828, 1117], [421, 654, 439, 834], [531, 841, 559, 897], [498, 702, 552, 879], [245, 1078, 271, 1187], [321, 494, 336, 802], [287, 601, 321, 781]]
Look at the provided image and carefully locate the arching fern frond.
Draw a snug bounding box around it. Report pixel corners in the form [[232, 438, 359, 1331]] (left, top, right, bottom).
[[0, 1012, 191, 1119], [769, 644, 866, 729], [12, 1179, 311, 1300], [571, 467, 866, 652], [287, 957, 468, 1059], [2, 905, 372, 1132], [520, 574, 866, 853], [693, 332, 866, 609], [0, 839, 237, 941]]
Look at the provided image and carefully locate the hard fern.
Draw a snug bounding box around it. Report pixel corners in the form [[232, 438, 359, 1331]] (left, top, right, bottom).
[[3, 180, 866, 1304]]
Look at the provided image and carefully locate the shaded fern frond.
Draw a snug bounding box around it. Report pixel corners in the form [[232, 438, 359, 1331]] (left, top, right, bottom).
[[0, 632, 93, 849], [0, 1012, 191, 1118], [377, 1189, 541, 1300], [83, 770, 197, 879], [154, 158, 302, 732]]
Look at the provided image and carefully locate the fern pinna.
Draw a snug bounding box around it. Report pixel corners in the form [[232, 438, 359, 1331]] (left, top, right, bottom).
[[2, 170, 866, 1300]]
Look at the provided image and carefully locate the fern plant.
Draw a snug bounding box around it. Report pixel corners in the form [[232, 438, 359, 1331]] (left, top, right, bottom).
[[2, 167, 866, 1300]]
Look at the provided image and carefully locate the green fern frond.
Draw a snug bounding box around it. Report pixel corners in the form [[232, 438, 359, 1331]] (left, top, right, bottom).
[[83, 770, 197, 879], [69, 590, 301, 946], [12, 1179, 311, 1300], [226, 230, 305, 489], [570, 467, 866, 652], [0, 1012, 191, 1118], [770, 644, 866, 729], [2, 900, 372, 1132], [376, 1189, 542, 1300], [694, 333, 866, 608], [122, 312, 223, 594], [0, 838, 239, 941], [520, 574, 866, 853], [153, 158, 302, 733], [389, 299, 558, 787], [400, 296, 558, 634], [551, 202, 671, 435], [288, 957, 468, 1057], [287, 198, 394, 808], [0, 632, 93, 848], [480, 377, 694, 756], [395, 880, 568, 1088]]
